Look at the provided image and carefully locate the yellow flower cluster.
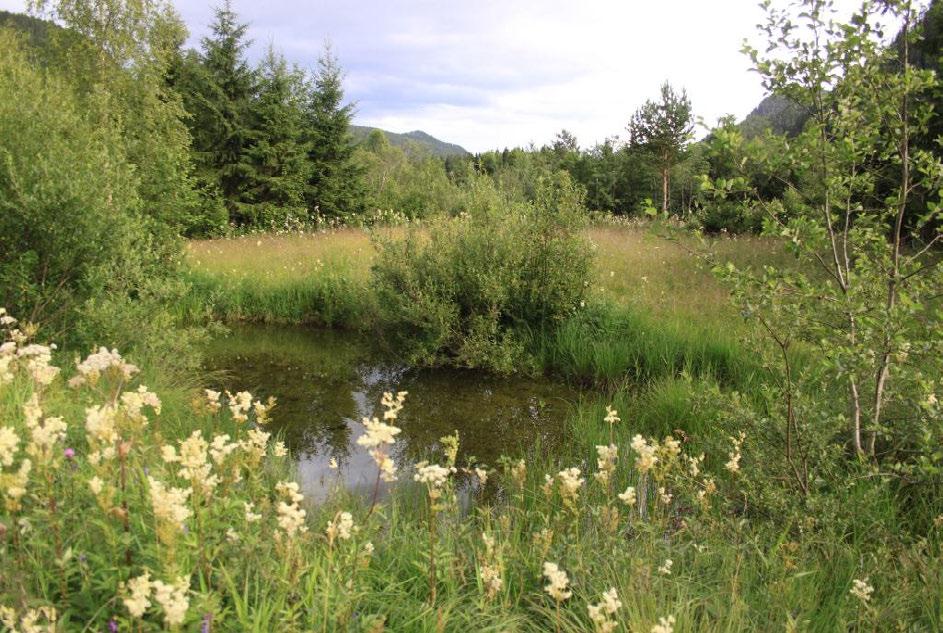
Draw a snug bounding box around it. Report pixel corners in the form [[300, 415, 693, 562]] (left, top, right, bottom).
[[325, 510, 356, 545], [542, 561, 571, 602], [587, 588, 621, 633], [68, 346, 138, 388], [725, 431, 746, 474], [275, 480, 308, 537], [0, 604, 57, 633]]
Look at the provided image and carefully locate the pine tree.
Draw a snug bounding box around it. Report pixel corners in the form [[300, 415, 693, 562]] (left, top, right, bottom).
[[241, 46, 310, 228], [304, 45, 364, 220], [628, 82, 694, 215]]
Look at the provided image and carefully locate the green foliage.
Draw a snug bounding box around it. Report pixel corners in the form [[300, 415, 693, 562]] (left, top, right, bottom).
[[0, 26, 200, 370], [174, 0, 256, 230], [628, 82, 694, 214], [372, 175, 592, 372], [304, 45, 365, 221], [701, 0, 943, 495], [357, 130, 464, 220], [28, 0, 199, 234], [240, 47, 310, 229]]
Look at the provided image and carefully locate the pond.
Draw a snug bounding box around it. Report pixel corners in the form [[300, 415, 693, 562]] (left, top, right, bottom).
[[203, 324, 580, 500]]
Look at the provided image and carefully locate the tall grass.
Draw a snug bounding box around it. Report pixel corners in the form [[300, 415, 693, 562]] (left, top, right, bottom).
[[532, 303, 756, 390]]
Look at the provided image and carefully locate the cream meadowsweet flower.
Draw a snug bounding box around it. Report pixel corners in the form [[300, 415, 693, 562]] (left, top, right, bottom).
[[72, 347, 138, 386], [0, 426, 19, 469], [325, 511, 356, 543], [850, 578, 874, 603], [88, 476, 104, 496], [593, 444, 618, 486], [14, 606, 57, 633], [604, 406, 620, 426], [209, 434, 238, 465], [555, 467, 584, 508], [370, 449, 397, 482], [17, 344, 60, 386], [226, 390, 254, 422], [152, 576, 189, 627], [480, 563, 503, 599], [204, 389, 222, 413], [148, 477, 192, 529], [123, 572, 152, 618], [244, 502, 262, 522], [725, 431, 746, 474], [4, 459, 31, 510], [631, 435, 658, 474], [241, 428, 271, 464], [120, 386, 161, 422], [174, 431, 218, 494], [658, 559, 673, 575], [0, 605, 15, 628], [651, 615, 676, 633], [85, 404, 119, 447], [658, 486, 673, 505], [618, 486, 637, 507], [542, 562, 571, 602], [588, 587, 622, 633], [413, 462, 453, 487], [275, 481, 308, 537], [356, 417, 401, 449], [272, 441, 288, 458], [25, 415, 67, 464], [509, 459, 527, 487], [380, 390, 407, 420]]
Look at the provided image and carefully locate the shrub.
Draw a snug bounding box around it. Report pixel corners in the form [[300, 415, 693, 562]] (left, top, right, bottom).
[[371, 173, 591, 372], [0, 29, 200, 371]]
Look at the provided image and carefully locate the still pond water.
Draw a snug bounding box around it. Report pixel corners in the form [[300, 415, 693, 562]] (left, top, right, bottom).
[[204, 324, 580, 500]]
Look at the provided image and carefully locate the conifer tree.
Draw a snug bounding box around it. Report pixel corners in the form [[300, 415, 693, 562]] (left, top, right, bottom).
[[304, 45, 364, 220], [628, 82, 694, 215], [178, 0, 256, 225], [241, 46, 310, 228]]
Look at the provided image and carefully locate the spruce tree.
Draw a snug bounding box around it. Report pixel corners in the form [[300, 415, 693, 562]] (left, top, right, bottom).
[[304, 45, 364, 221], [241, 46, 310, 228], [179, 0, 256, 226]]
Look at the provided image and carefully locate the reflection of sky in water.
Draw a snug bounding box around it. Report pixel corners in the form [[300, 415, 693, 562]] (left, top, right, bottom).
[[204, 324, 579, 502]]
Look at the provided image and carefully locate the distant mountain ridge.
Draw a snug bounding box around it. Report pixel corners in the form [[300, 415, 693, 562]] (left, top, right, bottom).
[[350, 125, 469, 157], [739, 94, 809, 138]]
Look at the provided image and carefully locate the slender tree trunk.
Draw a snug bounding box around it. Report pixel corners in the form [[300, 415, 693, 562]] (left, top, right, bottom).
[[871, 5, 912, 456], [661, 162, 669, 215]]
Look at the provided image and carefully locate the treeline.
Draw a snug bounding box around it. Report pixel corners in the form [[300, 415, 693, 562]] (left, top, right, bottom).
[[167, 1, 362, 233], [134, 0, 943, 236]]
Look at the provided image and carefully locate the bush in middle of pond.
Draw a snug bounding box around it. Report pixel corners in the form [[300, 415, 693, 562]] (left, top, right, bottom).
[[372, 174, 592, 372]]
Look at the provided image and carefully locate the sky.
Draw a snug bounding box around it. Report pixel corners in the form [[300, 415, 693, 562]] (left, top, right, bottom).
[[0, 0, 868, 153]]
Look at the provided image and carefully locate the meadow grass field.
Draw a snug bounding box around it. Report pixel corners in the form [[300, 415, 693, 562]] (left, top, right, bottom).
[[184, 225, 787, 339]]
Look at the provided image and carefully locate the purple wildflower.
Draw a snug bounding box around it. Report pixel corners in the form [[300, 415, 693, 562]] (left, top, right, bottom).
[[64, 448, 75, 459]]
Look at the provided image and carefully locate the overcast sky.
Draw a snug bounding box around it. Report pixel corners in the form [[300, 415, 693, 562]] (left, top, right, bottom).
[[1, 0, 869, 152]]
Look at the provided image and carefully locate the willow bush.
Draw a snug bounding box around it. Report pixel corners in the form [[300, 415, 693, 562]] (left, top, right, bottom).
[[371, 173, 591, 372]]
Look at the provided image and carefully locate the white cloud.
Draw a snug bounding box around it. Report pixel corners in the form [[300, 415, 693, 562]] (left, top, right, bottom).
[[0, 0, 879, 151]]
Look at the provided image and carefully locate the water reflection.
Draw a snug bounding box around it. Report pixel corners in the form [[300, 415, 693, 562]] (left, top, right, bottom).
[[204, 324, 578, 500]]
